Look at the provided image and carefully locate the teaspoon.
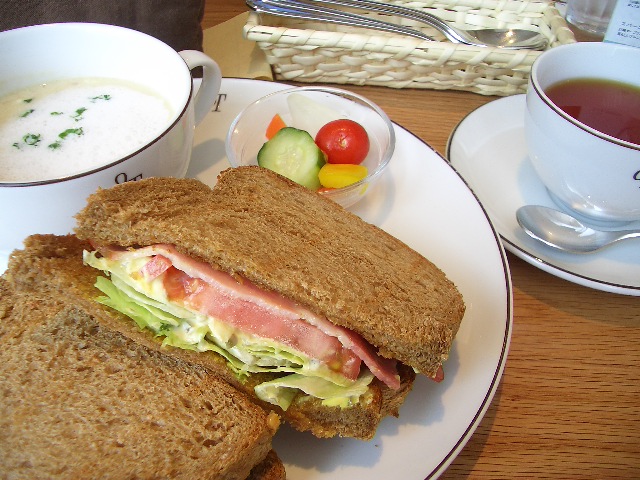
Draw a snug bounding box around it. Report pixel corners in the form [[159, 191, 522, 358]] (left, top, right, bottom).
[[247, 0, 548, 50], [516, 205, 640, 254]]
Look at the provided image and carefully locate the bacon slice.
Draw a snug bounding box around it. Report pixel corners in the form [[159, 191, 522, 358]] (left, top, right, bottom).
[[99, 243, 401, 389], [296, 307, 400, 389]]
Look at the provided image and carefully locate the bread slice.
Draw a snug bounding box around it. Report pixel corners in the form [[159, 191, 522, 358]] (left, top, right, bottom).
[[74, 166, 465, 377], [5, 234, 415, 440], [0, 275, 283, 480]]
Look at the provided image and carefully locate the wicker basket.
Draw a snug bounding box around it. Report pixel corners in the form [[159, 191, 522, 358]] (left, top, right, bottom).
[[244, 0, 576, 96]]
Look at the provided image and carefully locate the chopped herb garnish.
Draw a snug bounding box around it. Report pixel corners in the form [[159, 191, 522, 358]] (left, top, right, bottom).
[[12, 142, 21, 149], [23, 98, 33, 103], [90, 94, 111, 102], [50, 111, 63, 116], [20, 109, 35, 118], [158, 323, 172, 333], [71, 107, 87, 121], [23, 133, 41, 146], [48, 141, 62, 150], [58, 127, 83, 139]]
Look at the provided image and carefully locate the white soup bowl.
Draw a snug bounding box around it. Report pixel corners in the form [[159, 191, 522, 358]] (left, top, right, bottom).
[[0, 22, 222, 263]]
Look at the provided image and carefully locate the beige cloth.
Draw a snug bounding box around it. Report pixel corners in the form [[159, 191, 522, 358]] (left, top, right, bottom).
[[203, 13, 273, 80]]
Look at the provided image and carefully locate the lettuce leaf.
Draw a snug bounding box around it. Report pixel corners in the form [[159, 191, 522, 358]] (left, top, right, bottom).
[[93, 275, 249, 373], [255, 371, 375, 410]]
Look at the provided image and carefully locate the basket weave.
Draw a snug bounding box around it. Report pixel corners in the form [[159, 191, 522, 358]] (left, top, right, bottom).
[[244, 0, 575, 95]]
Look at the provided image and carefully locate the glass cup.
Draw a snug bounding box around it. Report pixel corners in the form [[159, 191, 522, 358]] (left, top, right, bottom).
[[565, 0, 617, 37]]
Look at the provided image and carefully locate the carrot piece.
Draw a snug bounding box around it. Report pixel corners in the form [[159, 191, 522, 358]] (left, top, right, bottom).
[[265, 113, 287, 140]]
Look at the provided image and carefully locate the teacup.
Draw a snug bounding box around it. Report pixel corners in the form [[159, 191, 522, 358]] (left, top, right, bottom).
[[0, 22, 222, 262], [524, 42, 640, 224]]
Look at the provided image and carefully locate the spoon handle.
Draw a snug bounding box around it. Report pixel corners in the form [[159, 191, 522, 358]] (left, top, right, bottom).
[[247, 0, 438, 44], [617, 231, 640, 241], [248, 0, 546, 49], [300, 0, 469, 44], [516, 205, 640, 254]]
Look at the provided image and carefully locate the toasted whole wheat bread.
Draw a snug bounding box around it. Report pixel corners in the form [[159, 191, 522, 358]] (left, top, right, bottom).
[[247, 450, 287, 480], [6, 234, 415, 440], [74, 166, 465, 378], [0, 276, 283, 480]]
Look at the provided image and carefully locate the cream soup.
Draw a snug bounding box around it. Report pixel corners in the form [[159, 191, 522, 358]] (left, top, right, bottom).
[[0, 78, 173, 182]]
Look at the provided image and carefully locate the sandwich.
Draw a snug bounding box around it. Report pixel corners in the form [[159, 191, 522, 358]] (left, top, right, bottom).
[[8, 166, 465, 440], [0, 275, 285, 480]]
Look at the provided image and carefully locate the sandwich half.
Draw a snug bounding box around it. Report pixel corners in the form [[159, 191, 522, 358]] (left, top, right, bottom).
[[0, 275, 284, 480], [11, 166, 465, 440]]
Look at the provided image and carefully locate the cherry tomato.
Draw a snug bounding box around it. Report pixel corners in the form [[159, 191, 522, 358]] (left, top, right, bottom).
[[315, 119, 370, 165]]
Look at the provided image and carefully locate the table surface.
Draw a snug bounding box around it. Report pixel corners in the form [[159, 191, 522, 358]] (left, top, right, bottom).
[[204, 2, 640, 478]]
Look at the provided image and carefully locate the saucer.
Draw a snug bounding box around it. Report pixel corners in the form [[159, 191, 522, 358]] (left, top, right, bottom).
[[447, 94, 640, 296]]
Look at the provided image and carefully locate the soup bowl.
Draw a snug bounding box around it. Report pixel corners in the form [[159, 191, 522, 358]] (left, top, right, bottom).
[[524, 42, 640, 224], [0, 23, 222, 264]]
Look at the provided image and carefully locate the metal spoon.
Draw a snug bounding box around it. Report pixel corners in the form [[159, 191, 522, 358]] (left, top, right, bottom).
[[310, 0, 548, 49], [247, 0, 548, 50], [516, 205, 640, 254]]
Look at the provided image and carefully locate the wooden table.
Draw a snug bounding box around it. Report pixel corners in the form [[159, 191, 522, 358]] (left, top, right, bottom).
[[204, 2, 640, 478]]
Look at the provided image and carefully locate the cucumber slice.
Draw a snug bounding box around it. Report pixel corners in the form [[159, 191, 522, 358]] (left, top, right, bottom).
[[257, 127, 326, 190]]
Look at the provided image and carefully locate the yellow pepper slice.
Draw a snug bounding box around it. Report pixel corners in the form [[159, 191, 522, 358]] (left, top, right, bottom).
[[318, 163, 368, 189]]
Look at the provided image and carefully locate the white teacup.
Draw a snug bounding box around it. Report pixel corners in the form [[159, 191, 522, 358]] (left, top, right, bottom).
[[524, 42, 640, 224], [0, 22, 221, 262]]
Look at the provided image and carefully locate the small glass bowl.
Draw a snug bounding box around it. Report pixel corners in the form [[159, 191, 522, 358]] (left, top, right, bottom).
[[225, 86, 395, 208]]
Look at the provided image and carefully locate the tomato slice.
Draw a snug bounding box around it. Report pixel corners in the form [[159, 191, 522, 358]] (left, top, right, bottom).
[[315, 119, 370, 165]]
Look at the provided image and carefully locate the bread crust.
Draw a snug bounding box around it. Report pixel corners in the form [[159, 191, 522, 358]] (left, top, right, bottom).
[[247, 450, 287, 480], [0, 275, 281, 480], [74, 167, 465, 377], [6, 234, 414, 440]]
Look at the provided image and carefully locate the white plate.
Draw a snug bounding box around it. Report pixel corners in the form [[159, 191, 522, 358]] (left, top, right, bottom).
[[0, 78, 512, 479], [191, 78, 512, 479], [446, 94, 640, 296]]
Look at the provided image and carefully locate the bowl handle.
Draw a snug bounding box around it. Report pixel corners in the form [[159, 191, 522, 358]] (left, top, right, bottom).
[[179, 50, 222, 125]]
